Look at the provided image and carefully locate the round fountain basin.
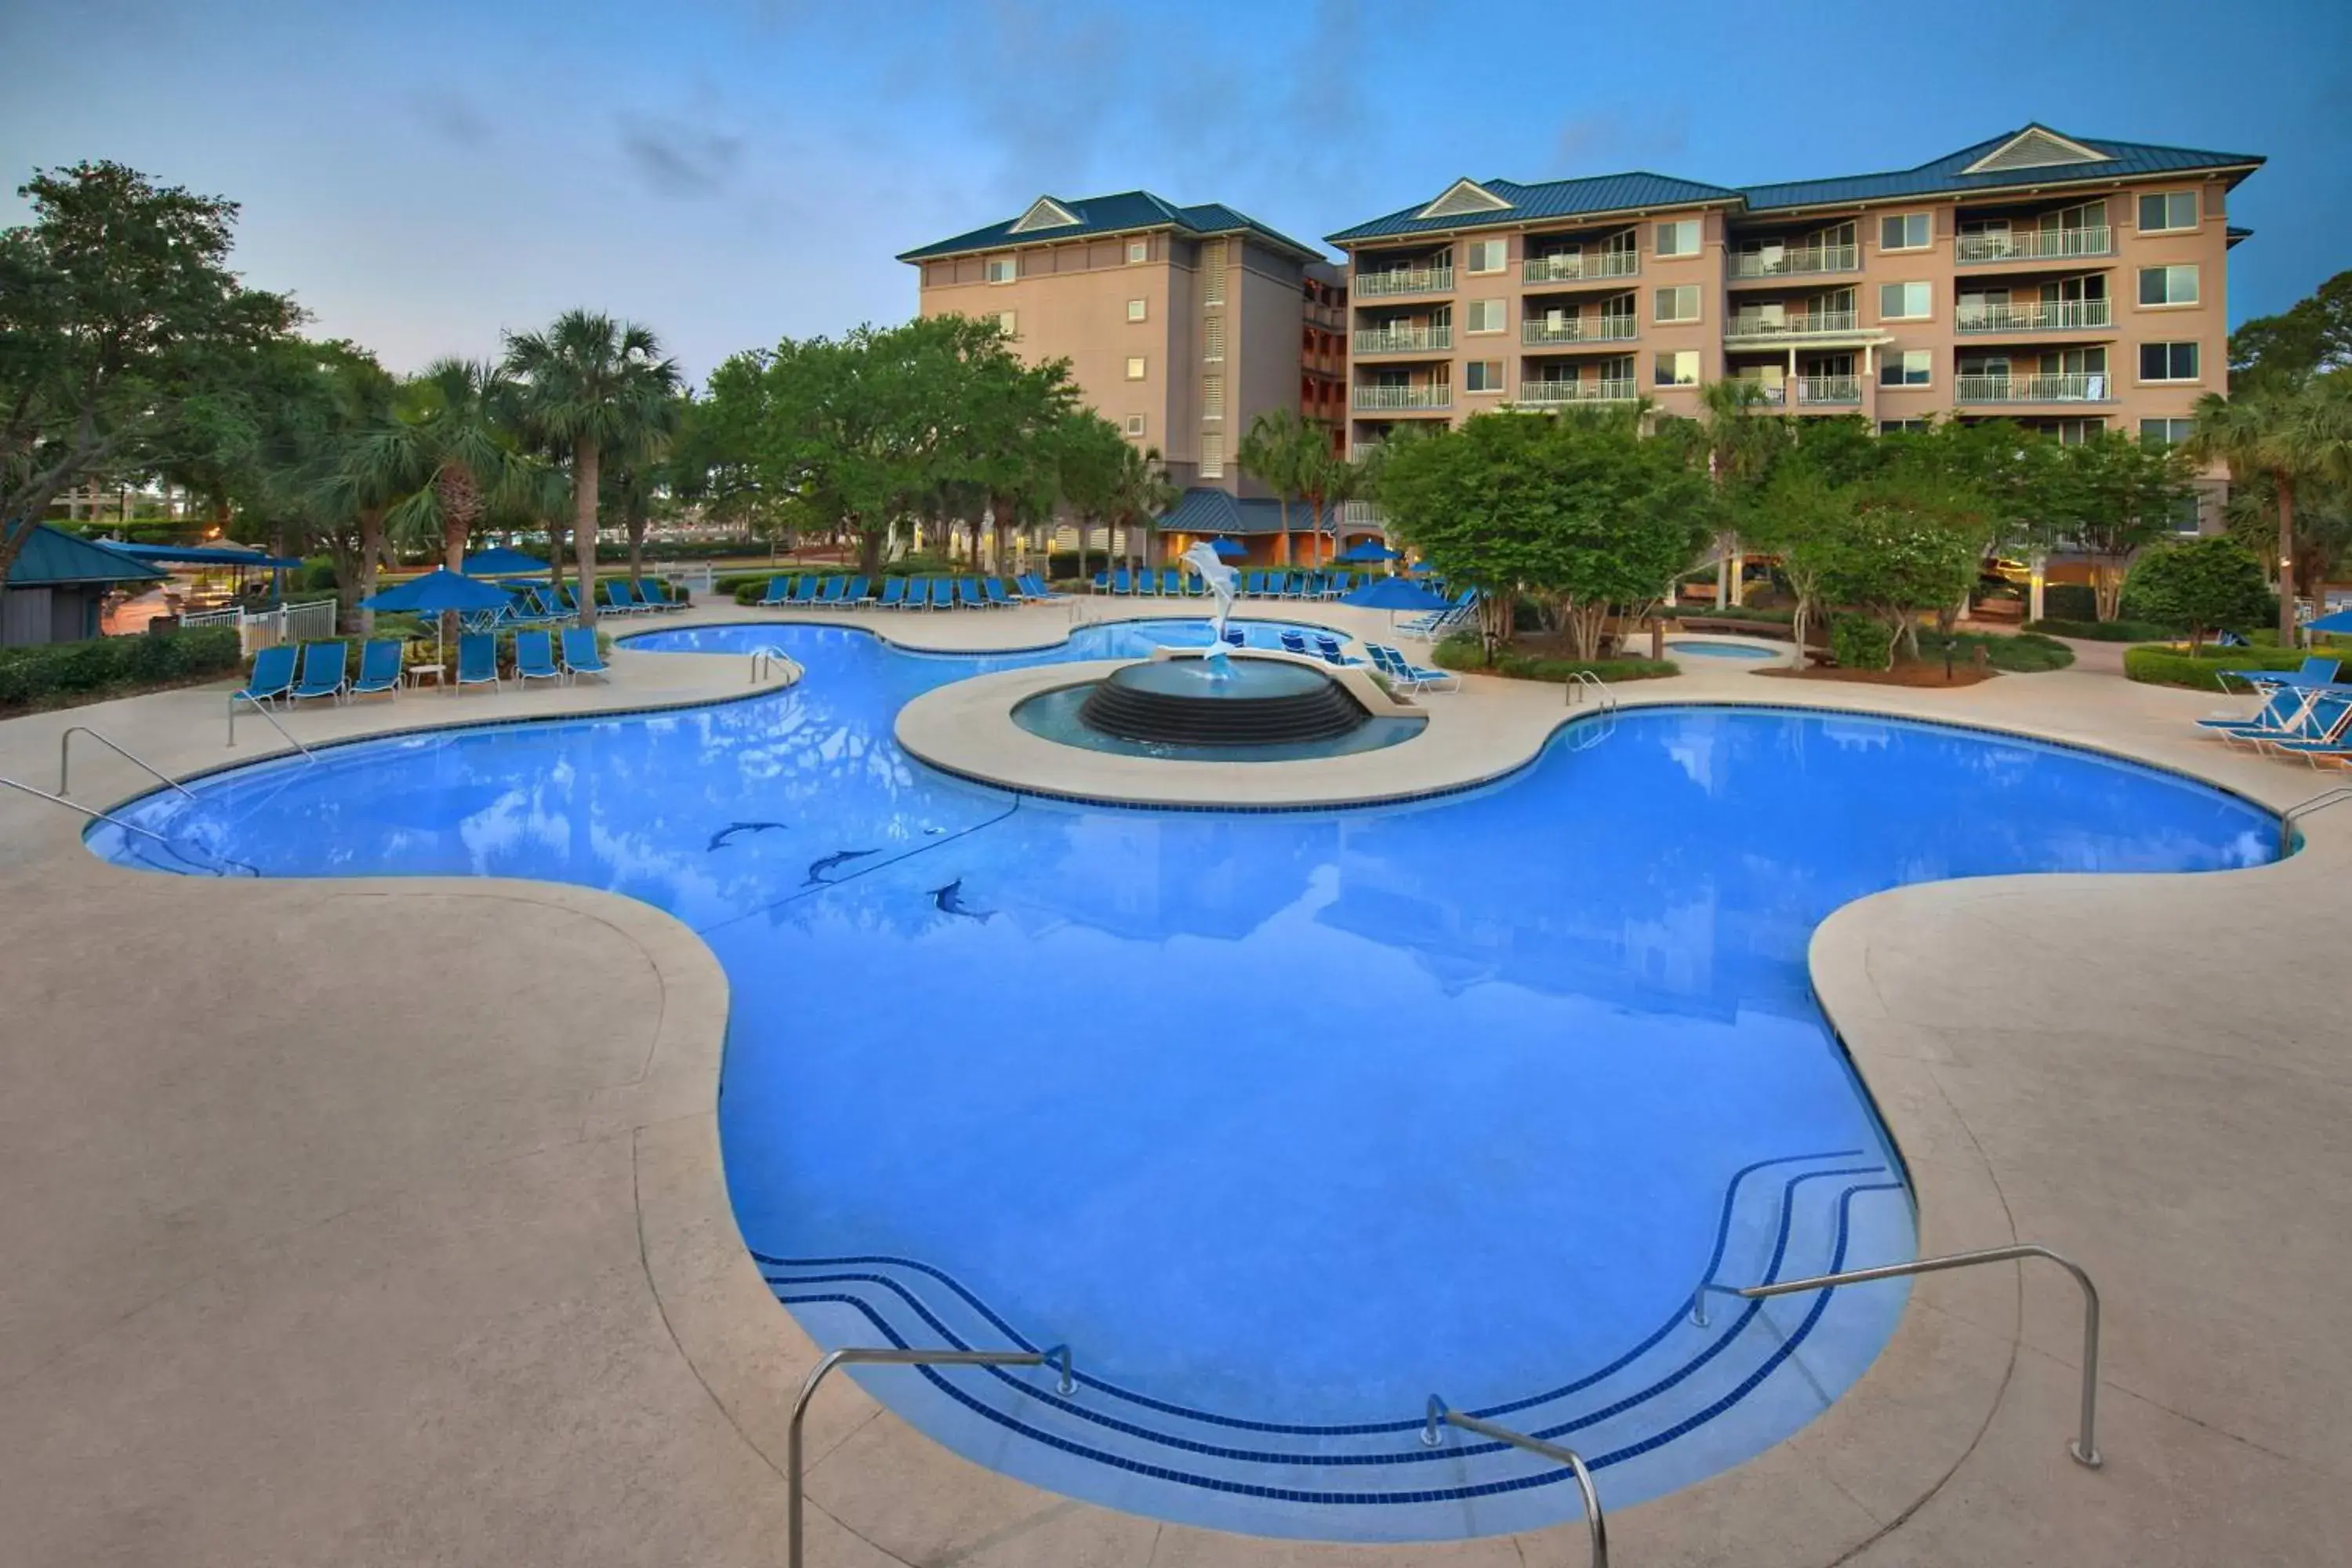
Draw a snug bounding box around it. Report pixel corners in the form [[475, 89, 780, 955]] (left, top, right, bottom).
[[1078, 655, 1369, 746]]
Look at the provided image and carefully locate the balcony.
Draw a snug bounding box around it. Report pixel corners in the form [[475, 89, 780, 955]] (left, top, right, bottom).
[[1955, 372, 2114, 404], [1353, 264, 1454, 298], [1354, 384, 1454, 412], [1521, 316, 1638, 347], [1523, 251, 1639, 285], [1724, 310, 1862, 342], [1729, 245, 1859, 279], [1354, 325, 1452, 355], [1955, 227, 2114, 264], [1798, 375, 1861, 405], [1954, 299, 2114, 334], [1517, 379, 1639, 406]]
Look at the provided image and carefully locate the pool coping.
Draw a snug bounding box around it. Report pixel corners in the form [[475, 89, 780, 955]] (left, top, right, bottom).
[[9, 605, 2339, 1566]]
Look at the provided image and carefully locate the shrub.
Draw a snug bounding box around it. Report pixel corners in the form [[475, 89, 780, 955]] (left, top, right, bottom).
[[298, 555, 339, 593], [1915, 630, 2075, 673], [885, 551, 959, 578], [1671, 604, 1795, 625], [2123, 537, 2273, 652], [2025, 617, 2181, 642], [1430, 633, 1676, 683], [2122, 644, 2310, 691], [1829, 615, 1893, 670], [2042, 583, 2098, 622], [0, 625, 244, 710]]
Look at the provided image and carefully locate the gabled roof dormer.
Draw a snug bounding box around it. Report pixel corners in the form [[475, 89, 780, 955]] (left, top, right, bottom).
[[1416, 179, 1513, 221], [1009, 196, 1084, 234], [1962, 126, 2111, 176]]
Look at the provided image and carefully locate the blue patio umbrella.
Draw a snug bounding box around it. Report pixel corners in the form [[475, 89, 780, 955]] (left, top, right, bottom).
[[1341, 577, 1450, 611], [1405, 560, 1436, 575], [1207, 537, 1246, 559], [1336, 540, 1399, 564], [461, 546, 550, 576], [361, 568, 517, 679], [2308, 607, 2352, 636]]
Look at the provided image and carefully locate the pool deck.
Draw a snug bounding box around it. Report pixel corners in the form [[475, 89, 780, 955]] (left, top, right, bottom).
[[2, 600, 2346, 1566]]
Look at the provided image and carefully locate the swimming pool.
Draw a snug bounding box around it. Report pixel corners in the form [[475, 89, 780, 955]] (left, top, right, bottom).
[[1668, 639, 1779, 660], [84, 620, 2274, 1541]]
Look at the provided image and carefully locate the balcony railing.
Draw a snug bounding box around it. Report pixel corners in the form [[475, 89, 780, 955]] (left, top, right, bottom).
[[1955, 372, 2113, 404], [1517, 379, 1639, 405], [1354, 384, 1454, 412], [1354, 325, 1452, 355], [1955, 227, 2114, 264], [1521, 316, 1639, 346], [1729, 244, 1858, 279], [1798, 375, 1861, 405], [1522, 251, 1639, 285], [1724, 310, 1860, 340], [1354, 264, 1454, 297], [1954, 299, 2114, 334]]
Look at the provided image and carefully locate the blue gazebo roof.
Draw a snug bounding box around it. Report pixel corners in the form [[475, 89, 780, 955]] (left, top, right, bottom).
[[2, 525, 168, 587]]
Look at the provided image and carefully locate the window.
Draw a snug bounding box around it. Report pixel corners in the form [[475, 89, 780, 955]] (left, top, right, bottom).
[[1466, 299, 1506, 334], [1878, 281, 1931, 321], [1125, 355, 1147, 381], [1653, 285, 1700, 324], [1127, 239, 1149, 264], [1881, 419, 1931, 434], [2169, 492, 2204, 533], [1127, 297, 1148, 322], [1199, 431, 1224, 478], [2139, 265, 2199, 307], [1654, 350, 1700, 387], [2140, 416, 2194, 445], [1200, 239, 1225, 303], [1654, 220, 1700, 257], [1201, 375, 1224, 419], [1467, 238, 1508, 274], [1124, 414, 1146, 437], [1879, 212, 1931, 252], [993, 311, 1016, 336], [1465, 360, 1504, 394], [1880, 349, 1932, 387], [984, 256, 1017, 284], [2140, 342, 2199, 382], [2139, 191, 2198, 233], [1203, 317, 1225, 361]]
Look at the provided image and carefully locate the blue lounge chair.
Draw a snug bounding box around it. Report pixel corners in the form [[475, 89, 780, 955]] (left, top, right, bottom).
[[900, 577, 927, 610], [1312, 633, 1363, 666], [2274, 694, 2352, 764], [1280, 630, 1310, 655], [840, 575, 872, 607], [1153, 568, 1174, 597], [648, 579, 686, 611], [1240, 571, 1263, 597], [787, 576, 820, 606], [456, 632, 499, 692], [560, 627, 609, 683], [875, 577, 907, 609], [2198, 686, 2311, 733], [2218, 656, 2340, 692], [808, 576, 839, 607], [1368, 642, 1460, 693], [513, 629, 562, 686], [350, 638, 404, 699], [759, 577, 791, 607], [233, 645, 299, 709], [953, 578, 982, 610], [982, 578, 1013, 608], [1303, 572, 1326, 599], [1109, 568, 1130, 597], [1091, 571, 1109, 594], [288, 641, 348, 706]]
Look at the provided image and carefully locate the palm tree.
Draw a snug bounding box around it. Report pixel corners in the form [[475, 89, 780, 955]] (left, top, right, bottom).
[[1109, 444, 1177, 576], [2187, 375, 2352, 641], [1297, 437, 1357, 569], [1693, 379, 1784, 608], [503, 311, 682, 626], [1236, 409, 1315, 566]]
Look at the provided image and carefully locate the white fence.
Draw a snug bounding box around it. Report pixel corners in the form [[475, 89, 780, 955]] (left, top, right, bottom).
[[205, 598, 339, 653]]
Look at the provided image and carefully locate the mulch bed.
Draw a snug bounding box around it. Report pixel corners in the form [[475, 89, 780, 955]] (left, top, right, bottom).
[[1755, 662, 1995, 688]]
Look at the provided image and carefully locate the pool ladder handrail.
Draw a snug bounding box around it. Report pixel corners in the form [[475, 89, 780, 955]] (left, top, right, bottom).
[[1423, 1397, 1607, 1567], [2279, 786, 2352, 855], [750, 646, 804, 686], [1564, 669, 1617, 710], [787, 1344, 1072, 1568], [225, 691, 318, 760], [59, 725, 196, 802], [0, 773, 183, 851], [1690, 1243, 2103, 1469]]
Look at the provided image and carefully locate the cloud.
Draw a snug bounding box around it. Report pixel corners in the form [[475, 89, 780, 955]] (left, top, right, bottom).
[[1553, 105, 1692, 172], [619, 113, 746, 198], [409, 87, 492, 147]]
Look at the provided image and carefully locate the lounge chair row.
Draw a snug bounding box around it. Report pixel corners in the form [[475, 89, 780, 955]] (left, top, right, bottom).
[[1086, 568, 1363, 600], [1399, 590, 1481, 641], [1366, 643, 1460, 694], [755, 574, 1060, 610], [1277, 630, 1364, 668], [469, 578, 685, 630], [233, 630, 611, 708], [2197, 656, 2352, 766]]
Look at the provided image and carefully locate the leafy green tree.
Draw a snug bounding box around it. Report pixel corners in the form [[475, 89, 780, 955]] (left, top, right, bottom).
[[1109, 441, 1177, 575], [1051, 412, 1129, 583], [1, 160, 299, 583], [502, 310, 681, 625], [1377, 409, 1710, 658], [2229, 270, 2351, 384], [1681, 379, 1788, 606], [1793, 470, 1991, 665], [1236, 408, 1318, 566], [2125, 535, 2274, 653], [2187, 372, 2352, 640], [2048, 429, 2197, 620], [1298, 440, 1362, 568]]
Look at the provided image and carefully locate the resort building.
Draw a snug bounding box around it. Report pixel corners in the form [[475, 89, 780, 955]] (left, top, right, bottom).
[[901, 194, 1348, 558], [1327, 125, 2260, 474]]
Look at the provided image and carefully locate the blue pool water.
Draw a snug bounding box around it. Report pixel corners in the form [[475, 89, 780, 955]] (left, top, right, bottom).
[[85, 620, 2274, 1541], [1668, 639, 1778, 660]]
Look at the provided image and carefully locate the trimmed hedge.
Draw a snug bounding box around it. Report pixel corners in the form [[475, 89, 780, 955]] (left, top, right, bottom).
[[0, 626, 245, 710], [1830, 617, 1893, 670], [1671, 604, 1795, 626], [2025, 617, 2181, 642], [1916, 630, 2075, 673], [2122, 644, 2314, 691], [1430, 634, 1676, 683]]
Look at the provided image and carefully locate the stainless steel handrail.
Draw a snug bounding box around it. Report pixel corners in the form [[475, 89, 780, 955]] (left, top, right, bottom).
[[60, 725, 195, 801], [1423, 1398, 1607, 1566], [1700, 1243, 2103, 1468], [787, 1345, 1072, 1568], [2, 775, 180, 848], [226, 691, 318, 758], [750, 646, 804, 686], [1565, 669, 1616, 710], [2280, 786, 2352, 855]]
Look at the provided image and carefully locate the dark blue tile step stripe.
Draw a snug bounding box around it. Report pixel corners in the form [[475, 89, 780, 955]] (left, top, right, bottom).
[[775, 1180, 1905, 1508]]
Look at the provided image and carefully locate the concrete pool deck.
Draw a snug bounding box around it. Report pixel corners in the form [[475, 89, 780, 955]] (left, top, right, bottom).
[[2, 599, 2346, 1566]]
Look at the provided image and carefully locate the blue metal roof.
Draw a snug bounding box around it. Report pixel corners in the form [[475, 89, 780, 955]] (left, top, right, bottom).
[[1157, 488, 1334, 538], [1328, 172, 1740, 244], [100, 540, 304, 568], [1, 525, 168, 587], [1326, 126, 2264, 245], [899, 191, 1326, 263]]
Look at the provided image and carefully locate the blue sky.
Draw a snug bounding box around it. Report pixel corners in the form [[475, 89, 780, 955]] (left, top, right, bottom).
[[4, 0, 2344, 381]]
